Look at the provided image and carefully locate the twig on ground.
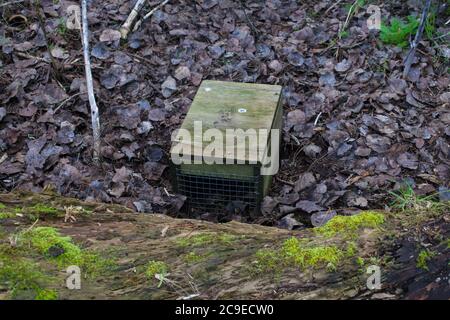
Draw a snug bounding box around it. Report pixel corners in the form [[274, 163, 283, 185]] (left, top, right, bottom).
[[314, 112, 323, 126], [81, 0, 101, 161], [15, 51, 48, 62], [25, 218, 39, 232], [432, 31, 449, 40], [163, 187, 173, 197], [119, 0, 147, 39], [0, 0, 26, 7], [0, 153, 7, 165], [324, 0, 344, 16], [275, 176, 295, 186], [403, 0, 432, 78], [54, 92, 82, 113], [32, 0, 60, 76], [239, 0, 259, 40], [340, 0, 361, 39], [133, 0, 169, 33]]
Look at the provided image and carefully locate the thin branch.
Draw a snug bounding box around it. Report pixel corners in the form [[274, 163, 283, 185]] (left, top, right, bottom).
[[0, 0, 26, 8], [119, 0, 147, 39], [133, 0, 169, 33], [403, 0, 432, 78], [81, 0, 101, 161], [340, 0, 359, 38], [239, 0, 259, 40], [54, 92, 82, 113], [32, 0, 59, 75], [324, 0, 344, 16]]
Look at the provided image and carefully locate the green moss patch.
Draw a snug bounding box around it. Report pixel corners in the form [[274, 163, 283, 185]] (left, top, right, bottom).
[[0, 246, 56, 299], [0, 212, 16, 219], [0, 203, 16, 219], [20, 227, 111, 276], [0, 203, 64, 221], [315, 211, 385, 238], [184, 251, 206, 264], [35, 288, 58, 300], [175, 232, 240, 248], [254, 237, 344, 275], [0, 224, 113, 299]]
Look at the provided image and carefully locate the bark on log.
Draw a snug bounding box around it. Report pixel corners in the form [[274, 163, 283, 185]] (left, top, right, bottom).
[[0, 191, 448, 300]]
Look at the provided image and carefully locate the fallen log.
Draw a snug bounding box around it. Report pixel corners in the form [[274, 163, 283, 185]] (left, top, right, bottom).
[[0, 191, 448, 300]]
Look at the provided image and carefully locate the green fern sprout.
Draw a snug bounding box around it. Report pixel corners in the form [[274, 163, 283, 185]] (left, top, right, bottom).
[[380, 16, 420, 48]]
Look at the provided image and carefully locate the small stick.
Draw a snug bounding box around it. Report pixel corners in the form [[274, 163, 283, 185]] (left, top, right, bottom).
[[340, 0, 359, 38], [25, 218, 39, 232], [133, 0, 169, 33], [314, 112, 323, 126], [33, 0, 59, 76], [0, 0, 26, 7], [275, 176, 295, 186], [403, 0, 432, 78], [239, 0, 259, 40], [163, 187, 173, 197], [54, 92, 82, 113], [324, 0, 343, 16], [119, 0, 147, 39], [81, 0, 101, 161]]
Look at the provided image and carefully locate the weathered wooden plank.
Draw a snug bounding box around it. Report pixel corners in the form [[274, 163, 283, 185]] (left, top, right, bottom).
[[171, 80, 282, 164]]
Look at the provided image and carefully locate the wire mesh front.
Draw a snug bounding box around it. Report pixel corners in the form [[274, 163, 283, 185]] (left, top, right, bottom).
[[175, 168, 261, 214]]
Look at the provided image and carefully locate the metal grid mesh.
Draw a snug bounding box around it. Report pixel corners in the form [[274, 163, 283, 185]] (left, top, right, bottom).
[[175, 168, 260, 214]]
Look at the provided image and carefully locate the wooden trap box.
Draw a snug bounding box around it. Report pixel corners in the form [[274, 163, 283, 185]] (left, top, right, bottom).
[[170, 80, 283, 214]]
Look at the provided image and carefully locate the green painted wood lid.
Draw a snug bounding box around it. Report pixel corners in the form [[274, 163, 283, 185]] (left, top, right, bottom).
[[171, 80, 282, 164]]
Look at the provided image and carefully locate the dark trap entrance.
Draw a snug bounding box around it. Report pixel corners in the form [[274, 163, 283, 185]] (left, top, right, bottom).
[[175, 168, 261, 218]]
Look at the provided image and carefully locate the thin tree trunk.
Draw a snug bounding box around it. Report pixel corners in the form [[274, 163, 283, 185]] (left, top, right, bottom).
[[81, 0, 101, 161]]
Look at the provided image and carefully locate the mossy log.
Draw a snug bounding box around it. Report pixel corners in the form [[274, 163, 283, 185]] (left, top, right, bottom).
[[0, 191, 448, 300]]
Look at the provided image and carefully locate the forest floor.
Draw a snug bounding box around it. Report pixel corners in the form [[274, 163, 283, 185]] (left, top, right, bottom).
[[0, 0, 449, 225], [0, 191, 448, 299], [0, 0, 449, 300]]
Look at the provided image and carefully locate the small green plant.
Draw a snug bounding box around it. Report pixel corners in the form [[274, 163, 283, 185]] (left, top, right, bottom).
[[145, 260, 168, 287], [416, 249, 435, 271], [56, 17, 68, 35], [389, 185, 446, 212], [356, 257, 365, 267], [380, 16, 419, 47], [338, 30, 349, 39]]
